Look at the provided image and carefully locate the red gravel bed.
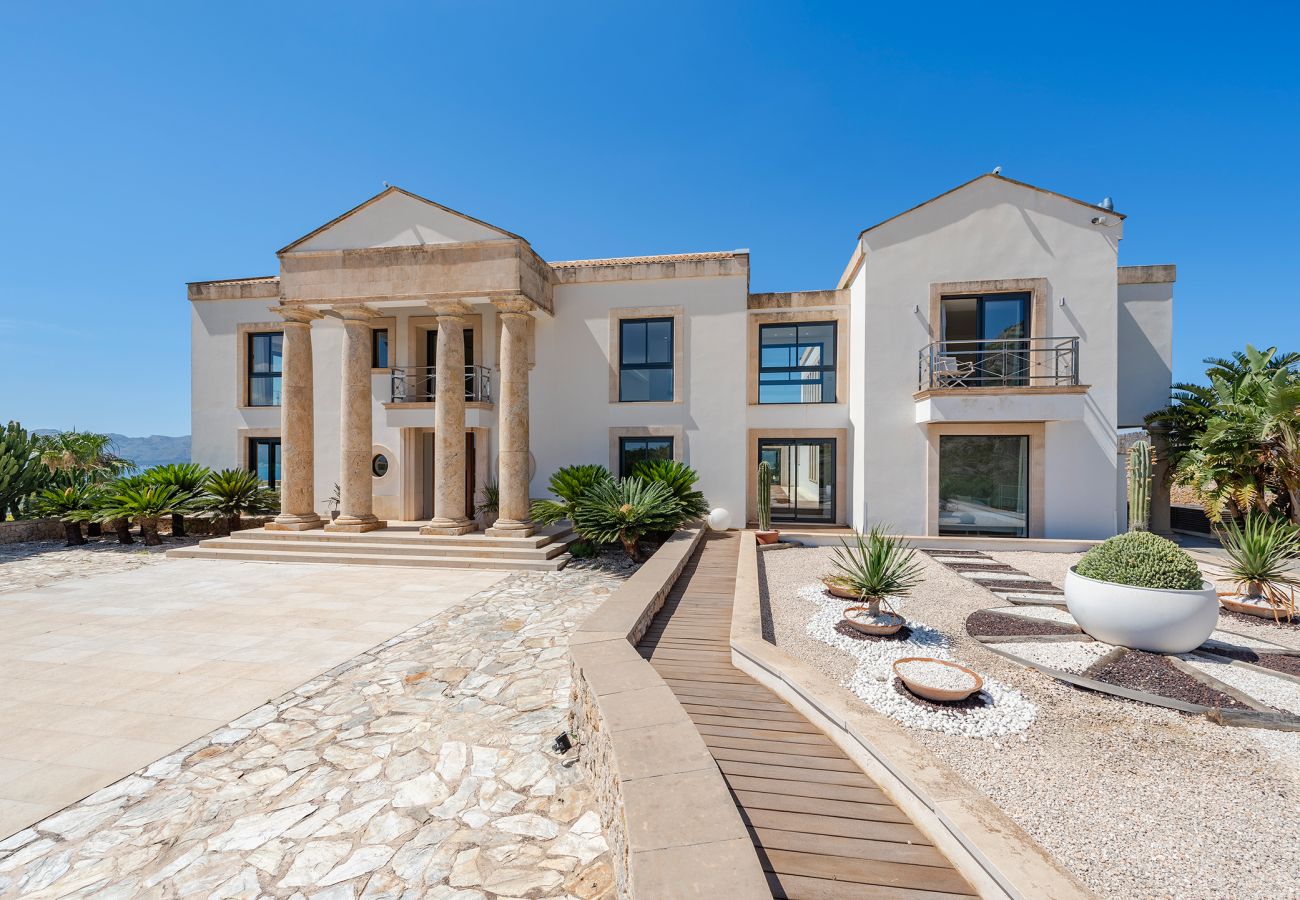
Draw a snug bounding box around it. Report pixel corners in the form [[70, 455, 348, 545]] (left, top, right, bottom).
[[947, 563, 1022, 573], [921, 550, 989, 558], [1201, 647, 1300, 678], [1218, 607, 1299, 631], [1085, 649, 1251, 709], [965, 609, 1080, 637], [970, 578, 1061, 592]]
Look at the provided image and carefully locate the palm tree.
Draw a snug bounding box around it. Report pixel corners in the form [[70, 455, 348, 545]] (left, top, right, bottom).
[[36, 431, 132, 482], [200, 469, 277, 534], [33, 483, 101, 546], [531, 464, 612, 528], [97, 483, 181, 546], [572, 477, 686, 562], [146, 463, 211, 537]]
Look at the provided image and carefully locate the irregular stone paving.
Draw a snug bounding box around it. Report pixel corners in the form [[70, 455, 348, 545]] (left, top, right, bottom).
[[0, 538, 195, 595], [0, 568, 622, 899]]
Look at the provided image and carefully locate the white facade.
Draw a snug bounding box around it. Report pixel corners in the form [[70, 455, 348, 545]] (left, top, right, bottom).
[[189, 175, 1174, 540]]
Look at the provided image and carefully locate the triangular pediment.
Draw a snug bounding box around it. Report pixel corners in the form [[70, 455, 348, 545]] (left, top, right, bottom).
[[279, 186, 523, 254]]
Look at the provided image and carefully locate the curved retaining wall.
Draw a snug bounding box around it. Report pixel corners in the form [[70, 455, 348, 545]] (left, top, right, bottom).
[[568, 527, 770, 899]]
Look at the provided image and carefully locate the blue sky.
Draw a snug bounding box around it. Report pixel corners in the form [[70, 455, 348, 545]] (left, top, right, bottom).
[[1, 2, 1296, 436]]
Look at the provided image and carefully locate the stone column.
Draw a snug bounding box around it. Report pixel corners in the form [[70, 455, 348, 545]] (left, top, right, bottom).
[[267, 307, 324, 531], [1148, 425, 1174, 537], [489, 304, 534, 537], [421, 304, 475, 536], [327, 306, 386, 533]]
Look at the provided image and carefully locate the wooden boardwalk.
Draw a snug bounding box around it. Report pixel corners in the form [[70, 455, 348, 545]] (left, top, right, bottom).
[[637, 532, 975, 900]]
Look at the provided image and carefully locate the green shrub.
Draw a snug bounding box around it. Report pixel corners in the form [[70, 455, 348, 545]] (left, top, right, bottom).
[[572, 477, 687, 562], [530, 464, 612, 528], [1074, 531, 1204, 590]]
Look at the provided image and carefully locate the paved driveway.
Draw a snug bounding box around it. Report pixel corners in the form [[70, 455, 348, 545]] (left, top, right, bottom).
[[0, 559, 505, 838]]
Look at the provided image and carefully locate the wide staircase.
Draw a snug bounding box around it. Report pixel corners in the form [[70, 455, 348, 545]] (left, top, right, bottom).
[[167, 523, 576, 571]]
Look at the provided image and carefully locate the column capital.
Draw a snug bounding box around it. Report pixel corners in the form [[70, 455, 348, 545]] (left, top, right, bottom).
[[491, 296, 534, 317], [334, 304, 383, 322], [273, 305, 324, 325], [426, 300, 473, 319]]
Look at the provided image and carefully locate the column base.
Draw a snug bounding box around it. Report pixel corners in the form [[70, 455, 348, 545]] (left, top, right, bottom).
[[486, 519, 535, 538], [420, 518, 477, 537], [325, 514, 387, 533], [266, 513, 325, 532]]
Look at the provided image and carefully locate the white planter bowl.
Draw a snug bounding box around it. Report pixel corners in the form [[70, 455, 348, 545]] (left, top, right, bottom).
[[1064, 567, 1219, 654]]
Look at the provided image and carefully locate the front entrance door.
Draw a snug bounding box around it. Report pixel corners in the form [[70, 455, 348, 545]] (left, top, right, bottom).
[[757, 438, 835, 523], [421, 431, 477, 520]]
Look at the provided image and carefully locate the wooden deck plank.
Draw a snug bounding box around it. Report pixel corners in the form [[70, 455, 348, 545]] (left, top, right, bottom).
[[717, 758, 878, 787], [750, 826, 951, 868], [767, 871, 976, 900], [741, 808, 930, 845], [761, 848, 975, 894], [724, 774, 888, 804]]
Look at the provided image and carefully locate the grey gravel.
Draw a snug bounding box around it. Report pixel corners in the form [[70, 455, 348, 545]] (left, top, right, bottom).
[[761, 545, 1300, 900]]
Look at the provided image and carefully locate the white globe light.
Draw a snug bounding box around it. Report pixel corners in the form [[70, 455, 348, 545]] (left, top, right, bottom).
[[707, 508, 732, 531]]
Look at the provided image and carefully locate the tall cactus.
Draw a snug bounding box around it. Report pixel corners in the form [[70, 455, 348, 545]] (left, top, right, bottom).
[[757, 460, 773, 531], [0, 422, 49, 521], [1127, 439, 1153, 532]]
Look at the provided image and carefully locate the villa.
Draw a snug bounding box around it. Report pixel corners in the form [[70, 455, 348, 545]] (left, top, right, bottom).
[[185, 173, 1176, 562]]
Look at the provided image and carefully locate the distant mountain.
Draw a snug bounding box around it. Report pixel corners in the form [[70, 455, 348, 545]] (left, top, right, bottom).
[[34, 430, 190, 469]]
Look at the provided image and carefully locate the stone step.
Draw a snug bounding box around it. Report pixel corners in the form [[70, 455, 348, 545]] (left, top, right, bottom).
[[166, 546, 570, 572], [243, 525, 571, 549], [196, 536, 573, 561]]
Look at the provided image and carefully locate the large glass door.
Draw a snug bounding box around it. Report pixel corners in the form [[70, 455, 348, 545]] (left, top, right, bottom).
[[937, 435, 1028, 537], [940, 292, 1031, 386], [757, 438, 835, 522]]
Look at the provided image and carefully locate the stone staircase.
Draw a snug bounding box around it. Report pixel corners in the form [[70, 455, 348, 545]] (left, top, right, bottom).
[[167, 523, 577, 571]]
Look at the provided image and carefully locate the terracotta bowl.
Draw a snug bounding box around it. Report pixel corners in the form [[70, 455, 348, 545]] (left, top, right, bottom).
[[892, 656, 984, 702], [843, 605, 905, 636], [755, 530, 781, 545], [1217, 591, 1294, 622], [822, 578, 861, 600]]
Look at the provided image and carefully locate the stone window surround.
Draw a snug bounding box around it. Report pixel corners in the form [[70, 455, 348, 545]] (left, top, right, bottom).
[[368, 316, 396, 373], [747, 307, 849, 406], [745, 428, 849, 526], [926, 278, 1053, 392], [925, 422, 1046, 538], [607, 305, 684, 404], [371, 443, 395, 482], [607, 426, 684, 475], [405, 313, 485, 371], [236, 322, 285, 409], [236, 427, 280, 473]]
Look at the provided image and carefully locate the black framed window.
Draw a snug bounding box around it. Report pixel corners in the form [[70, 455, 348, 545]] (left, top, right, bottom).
[[937, 435, 1028, 537], [372, 328, 390, 369], [247, 332, 283, 407], [248, 437, 281, 489], [619, 318, 673, 402], [758, 322, 836, 403], [756, 438, 835, 522], [619, 437, 673, 478]]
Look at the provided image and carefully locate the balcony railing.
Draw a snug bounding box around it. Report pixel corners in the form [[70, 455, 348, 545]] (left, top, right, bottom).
[[390, 365, 492, 403], [919, 337, 1079, 391]]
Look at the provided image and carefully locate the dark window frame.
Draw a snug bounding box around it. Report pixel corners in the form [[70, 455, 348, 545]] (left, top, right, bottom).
[[372, 328, 390, 369], [618, 317, 674, 403], [618, 436, 674, 478], [247, 331, 283, 407], [248, 436, 281, 489], [758, 321, 837, 404], [755, 437, 837, 523], [936, 433, 1030, 538]]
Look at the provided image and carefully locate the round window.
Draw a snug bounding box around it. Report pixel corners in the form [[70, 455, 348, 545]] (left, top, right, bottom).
[[371, 454, 389, 477]]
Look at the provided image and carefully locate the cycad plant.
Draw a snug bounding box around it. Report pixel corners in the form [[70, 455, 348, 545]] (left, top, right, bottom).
[[573, 477, 686, 562], [146, 463, 211, 537], [201, 468, 277, 534], [632, 459, 709, 521], [828, 526, 926, 617], [530, 464, 612, 528], [97, 483, 181, 546], [33, 483, 101, 546], [95, 472, 149, 544], [1219, 514, 1300, 621], [475, 480, 500, 521]]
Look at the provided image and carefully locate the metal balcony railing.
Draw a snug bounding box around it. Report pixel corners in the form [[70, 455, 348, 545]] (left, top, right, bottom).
[[390, 365, 492, 403], [919, 337, 1079, 390]]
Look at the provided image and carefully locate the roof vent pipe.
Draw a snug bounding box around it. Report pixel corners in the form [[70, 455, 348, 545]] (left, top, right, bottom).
[[1098, 196, 1114, 211]]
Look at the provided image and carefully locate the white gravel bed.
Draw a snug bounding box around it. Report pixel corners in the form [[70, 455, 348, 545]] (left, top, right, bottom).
[[1181, 655, 1300, 715], [1208, 629, 1292, 652], [895, 659, 979, 691], [795, 584, 1036, 738], [763, 545, 1300, 900], [993, 605, 1080, 626], [991, 640, 1115, 674]]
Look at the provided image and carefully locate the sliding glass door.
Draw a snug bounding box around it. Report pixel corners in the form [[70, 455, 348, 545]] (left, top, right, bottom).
[[940, 292, 1031, 386], [757, 438, 835, 522], [937, 435, 1028, 537]]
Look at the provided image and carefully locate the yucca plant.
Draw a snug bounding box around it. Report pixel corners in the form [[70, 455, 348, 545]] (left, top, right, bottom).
[[573, 477, 686, 562], [531, 464, 612, 528], [632, 459, 709, 521], [201, 469, 277, 534], [829, 526, 926, 617], [1219, 514, 1300, 621], [146, 463, 211, 537], [97, 483, 182, 546], [33, 483, 101, 546], [475, 480, 500, 520]]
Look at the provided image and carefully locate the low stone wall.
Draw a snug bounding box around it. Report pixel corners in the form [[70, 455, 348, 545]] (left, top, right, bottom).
[[568, 527, 769, 899], [0, 518, 65, 544], [180, 515, 275, 536]]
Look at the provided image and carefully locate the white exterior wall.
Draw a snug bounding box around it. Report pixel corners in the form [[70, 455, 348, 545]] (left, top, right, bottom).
[[854, 178, 1122, 539], [1117, 281, 1174, 428]]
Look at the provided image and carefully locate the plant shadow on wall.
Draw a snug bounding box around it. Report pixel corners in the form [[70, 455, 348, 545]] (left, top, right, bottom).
[[530, 460, 707, 563]]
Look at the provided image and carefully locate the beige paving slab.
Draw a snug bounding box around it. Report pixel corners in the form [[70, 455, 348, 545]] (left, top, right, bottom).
[[0, 557, 506, 839]]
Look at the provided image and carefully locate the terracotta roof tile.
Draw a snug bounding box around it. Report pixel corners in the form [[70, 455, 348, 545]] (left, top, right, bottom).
[[548, 251, 742, 268]]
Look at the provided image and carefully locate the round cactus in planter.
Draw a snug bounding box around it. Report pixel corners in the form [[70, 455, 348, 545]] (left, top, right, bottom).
[[1066, 531, 1217, 653]]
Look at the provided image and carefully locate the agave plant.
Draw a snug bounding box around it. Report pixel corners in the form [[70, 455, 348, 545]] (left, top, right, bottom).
[[631, 459, 709, 521], [201, 469, 278, 534], [530, 464, 612, 528], [572, 477, 686, 562], [33, 483, 102, 546], [828, 526, 926, 617], [97, 483, 182, 546], [146, 463, 211, 537], [1219, 514, 1300, 621]]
